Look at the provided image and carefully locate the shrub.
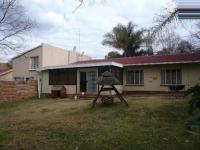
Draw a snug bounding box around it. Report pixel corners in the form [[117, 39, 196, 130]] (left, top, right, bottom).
[[185, 84, 200, 133], [185, 114, 200, 134], [185, 84, 200, 114]]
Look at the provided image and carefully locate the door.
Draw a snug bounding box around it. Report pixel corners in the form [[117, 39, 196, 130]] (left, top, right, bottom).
[[80, 72, 87, 92], [86, 71, 97, 93]]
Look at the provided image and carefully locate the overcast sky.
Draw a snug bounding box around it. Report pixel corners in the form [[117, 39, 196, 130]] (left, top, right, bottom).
[[2, 0, 190, 61]]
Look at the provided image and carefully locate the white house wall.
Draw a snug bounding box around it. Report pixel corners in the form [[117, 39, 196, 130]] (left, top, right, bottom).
[[123, 63, 200, 92]]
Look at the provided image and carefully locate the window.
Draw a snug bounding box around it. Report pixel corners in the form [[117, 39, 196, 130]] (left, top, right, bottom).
[[126, 70, 144, 85], [49, 69, 77, 85], [14, 77, 25, 81], [161, 69, 182, 85], [30, 56, 39, 69]]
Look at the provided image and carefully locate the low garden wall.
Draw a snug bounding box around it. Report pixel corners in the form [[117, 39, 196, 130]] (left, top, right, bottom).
[[0, 80, 38, 102]]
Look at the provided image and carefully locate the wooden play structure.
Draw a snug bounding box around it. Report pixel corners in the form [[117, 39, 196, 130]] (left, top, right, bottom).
[[92, 71, 128, 107]]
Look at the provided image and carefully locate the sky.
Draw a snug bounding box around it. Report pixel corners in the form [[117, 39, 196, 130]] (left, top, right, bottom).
[[1, 0, 188, 61]]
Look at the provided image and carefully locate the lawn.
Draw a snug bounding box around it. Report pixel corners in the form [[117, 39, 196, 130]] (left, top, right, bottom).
[[0, 96, 199, 150]]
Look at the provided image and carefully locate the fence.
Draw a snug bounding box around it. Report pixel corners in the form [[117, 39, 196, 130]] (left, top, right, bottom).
[[0, 80, 38, 102]]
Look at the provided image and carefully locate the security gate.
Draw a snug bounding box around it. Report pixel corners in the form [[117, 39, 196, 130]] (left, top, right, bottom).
[[86, 71, 97, 93]]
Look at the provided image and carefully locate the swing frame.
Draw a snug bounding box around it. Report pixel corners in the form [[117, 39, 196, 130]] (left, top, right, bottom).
[[92, 84, 128, 108]]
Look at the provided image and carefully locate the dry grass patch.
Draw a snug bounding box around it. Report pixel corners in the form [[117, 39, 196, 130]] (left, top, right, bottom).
[[0, 96, 199, 150]]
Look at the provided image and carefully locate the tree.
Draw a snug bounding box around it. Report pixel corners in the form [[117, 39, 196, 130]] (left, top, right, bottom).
[[150, 7, 177, 38], [176, 40, 193, 53], [156, 31, 181, 55], [105, 51, 121, 58], [0, 0, 34, 54], [102, 22, 144, 57], [157, 48, 172, 55], [192, 22, 200, 40], [137, 47, 154, 56], [157, 38, 194, 55]]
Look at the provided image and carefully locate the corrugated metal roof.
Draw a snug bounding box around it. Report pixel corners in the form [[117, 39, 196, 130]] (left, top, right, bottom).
[[72, 53, 200, 65]]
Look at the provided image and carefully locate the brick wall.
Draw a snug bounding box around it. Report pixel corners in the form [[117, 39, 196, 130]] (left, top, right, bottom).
[[0, 80, 38, 102]]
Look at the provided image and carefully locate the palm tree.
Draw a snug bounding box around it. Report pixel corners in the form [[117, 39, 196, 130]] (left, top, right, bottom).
[[102, 22, 144, 57]]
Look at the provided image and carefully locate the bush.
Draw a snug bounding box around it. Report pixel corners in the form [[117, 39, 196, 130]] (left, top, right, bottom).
[[185, 84, 200, 114], [185, 114, 200, 134], [185, 84, 200, 133]]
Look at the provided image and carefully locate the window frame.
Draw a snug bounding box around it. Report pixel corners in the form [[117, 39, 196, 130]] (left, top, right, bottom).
[[30, 56, 39, 70], [126, 69, 144, 86], [160, 69, 182, 85]]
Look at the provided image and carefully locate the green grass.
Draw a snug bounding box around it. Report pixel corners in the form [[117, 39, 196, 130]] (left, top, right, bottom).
[[0, 96, 199, 150]]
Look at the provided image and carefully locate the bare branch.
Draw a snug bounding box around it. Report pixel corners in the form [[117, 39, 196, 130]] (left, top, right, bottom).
[[0, 0, 35, 54], [0, 0, 13, 23], [150, 7, 178, 38], [0, 24, 30, 42], [72, 0, 84, 13]]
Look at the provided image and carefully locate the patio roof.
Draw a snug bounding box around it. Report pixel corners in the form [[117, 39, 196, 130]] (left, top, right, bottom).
[[38, 61, 123, 71]]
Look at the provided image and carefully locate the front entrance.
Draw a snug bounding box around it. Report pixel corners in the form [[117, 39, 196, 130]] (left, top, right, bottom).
[[80, 71, 97, 93]]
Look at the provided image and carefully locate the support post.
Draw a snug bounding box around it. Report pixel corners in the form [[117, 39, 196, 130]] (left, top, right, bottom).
[[92, 84, 128, 108], [112, 85, 128, 106], [92, 85, 104, 108]]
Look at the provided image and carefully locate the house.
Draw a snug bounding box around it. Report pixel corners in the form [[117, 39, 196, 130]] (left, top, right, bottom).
[[0, 63, 13, 81], [38, 53, 200, 97], [11, 43, 91, 81]]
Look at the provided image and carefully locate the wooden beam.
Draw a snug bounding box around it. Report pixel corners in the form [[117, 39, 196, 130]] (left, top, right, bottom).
[[112, 85, 128, 106], [92, 85, 104, 108], [92, 84, 128, 107]]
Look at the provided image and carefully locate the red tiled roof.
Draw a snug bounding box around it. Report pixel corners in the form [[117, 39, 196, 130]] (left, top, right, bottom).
[[0, 63, 12, 74], [73, 53, 200, 65]]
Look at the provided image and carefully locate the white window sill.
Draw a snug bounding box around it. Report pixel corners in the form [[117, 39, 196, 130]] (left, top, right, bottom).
[[125, 84, 144, 86], [160, 84, 183, 86], [29, 69, 38, 71]]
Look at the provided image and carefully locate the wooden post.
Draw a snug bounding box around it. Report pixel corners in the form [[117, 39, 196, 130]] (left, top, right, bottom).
[[92, 85, 104, 108], [112, 85, 128, 106]]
